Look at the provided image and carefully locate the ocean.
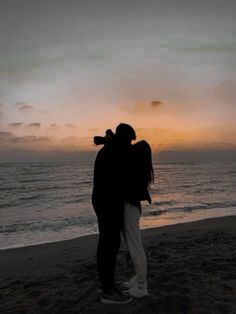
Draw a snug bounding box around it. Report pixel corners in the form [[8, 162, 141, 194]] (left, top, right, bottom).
[[1, 161, 236, 250]]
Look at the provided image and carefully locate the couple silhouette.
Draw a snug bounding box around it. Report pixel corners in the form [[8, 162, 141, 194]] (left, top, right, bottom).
[[92, 123, 153, 304]]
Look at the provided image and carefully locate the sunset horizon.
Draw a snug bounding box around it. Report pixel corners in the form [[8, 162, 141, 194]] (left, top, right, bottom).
[[1, 0, 236, 162], [1, 120, 236, 162]]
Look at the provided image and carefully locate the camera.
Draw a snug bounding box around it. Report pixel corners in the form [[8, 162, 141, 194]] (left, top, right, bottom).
[[93, 129, 115, 145]]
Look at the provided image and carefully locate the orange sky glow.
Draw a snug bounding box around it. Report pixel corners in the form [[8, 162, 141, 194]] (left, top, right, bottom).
[[0, 0, 236, 161]]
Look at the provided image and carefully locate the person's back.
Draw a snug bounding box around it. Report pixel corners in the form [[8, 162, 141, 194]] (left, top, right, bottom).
[[92, 139, 129, 212], [92, 123, 136, 304]]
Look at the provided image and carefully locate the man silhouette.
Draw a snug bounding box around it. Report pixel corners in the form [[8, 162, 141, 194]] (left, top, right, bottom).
[[92, 123, 136, 304]]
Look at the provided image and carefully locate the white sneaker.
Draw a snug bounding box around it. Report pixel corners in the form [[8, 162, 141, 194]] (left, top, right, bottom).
[[125, 282, 148, 298], [123, 275, 137, 289]]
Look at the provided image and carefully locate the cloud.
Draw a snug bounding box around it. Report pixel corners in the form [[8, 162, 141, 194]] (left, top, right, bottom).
[[27, 123, 41, 128], [65, 123, 76, 128], [16, 102, 33, 112], [150, 100, 162, 108], [49, 123, 57, 128], [9, 122, 23, 127], [46, 123, 61, 132], [22, 135, 51, 143], [0, 129, 93, 153], [0, 131, 13, 137], [38, 110, 48, 114], [0, 131, 52, 150], [121, 100, 164, 114], [88, 128, 101, 134]]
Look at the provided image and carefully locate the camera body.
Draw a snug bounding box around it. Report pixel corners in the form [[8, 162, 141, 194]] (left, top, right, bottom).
[[93, 129, 115, 145]]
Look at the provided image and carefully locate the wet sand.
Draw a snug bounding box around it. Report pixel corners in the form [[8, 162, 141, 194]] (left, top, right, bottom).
[[0, 216, 236, 314]]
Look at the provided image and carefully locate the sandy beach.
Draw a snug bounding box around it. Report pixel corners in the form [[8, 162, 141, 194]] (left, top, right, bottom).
[[1, 216, 236, 314]]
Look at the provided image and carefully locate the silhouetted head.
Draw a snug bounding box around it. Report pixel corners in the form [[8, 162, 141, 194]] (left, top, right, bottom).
[[134, 140, 154, 186], [115, 123, 136, 144], [134, 140, 151, 154]]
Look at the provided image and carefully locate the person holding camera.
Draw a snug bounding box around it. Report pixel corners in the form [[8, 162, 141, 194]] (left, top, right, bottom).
[[92, 123, 136, 304]]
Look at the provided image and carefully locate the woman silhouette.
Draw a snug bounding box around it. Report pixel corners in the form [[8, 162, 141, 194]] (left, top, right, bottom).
[[123, 140, 154, 298]]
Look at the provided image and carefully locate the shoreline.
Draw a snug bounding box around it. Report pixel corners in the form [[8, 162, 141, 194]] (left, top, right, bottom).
[[1, 208, 236, 252], [1, 215, 235, 274]]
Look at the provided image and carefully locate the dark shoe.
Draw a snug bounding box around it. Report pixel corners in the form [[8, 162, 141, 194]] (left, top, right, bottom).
[[100, 290, 133, 304]]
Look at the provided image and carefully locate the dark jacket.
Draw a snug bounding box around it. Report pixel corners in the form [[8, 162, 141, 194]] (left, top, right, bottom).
[[124, 146, 152, 207], [92, 141, 132, 214]]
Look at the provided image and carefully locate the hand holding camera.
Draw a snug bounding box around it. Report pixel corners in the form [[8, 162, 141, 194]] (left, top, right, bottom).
[[93, 129, 115, 146]]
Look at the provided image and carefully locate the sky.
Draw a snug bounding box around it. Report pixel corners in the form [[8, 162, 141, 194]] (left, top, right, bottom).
[[0, 0, 236, 161]]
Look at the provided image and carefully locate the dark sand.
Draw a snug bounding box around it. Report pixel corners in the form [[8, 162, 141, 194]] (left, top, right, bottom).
[[0, 216, 236, 314]]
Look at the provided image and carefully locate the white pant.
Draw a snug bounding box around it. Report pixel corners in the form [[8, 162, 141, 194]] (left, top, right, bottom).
[[123, 201, 147, 283]]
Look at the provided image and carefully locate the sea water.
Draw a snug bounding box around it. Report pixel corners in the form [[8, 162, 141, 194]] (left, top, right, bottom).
[[1, 161, 236, 249]]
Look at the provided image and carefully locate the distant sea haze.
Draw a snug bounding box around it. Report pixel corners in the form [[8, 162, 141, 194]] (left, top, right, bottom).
[[1, 161, 236, 250], [0, 148, 236, 163]]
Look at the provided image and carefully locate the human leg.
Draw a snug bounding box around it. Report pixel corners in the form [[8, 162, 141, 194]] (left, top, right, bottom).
[[96, 209, 133, 303], [123, 202, 148, 297], [97, 214, 121, 292], [96, 201, 130, 290]]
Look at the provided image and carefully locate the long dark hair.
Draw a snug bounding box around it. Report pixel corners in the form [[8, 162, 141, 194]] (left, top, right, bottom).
[[134, 140, 154, 187]]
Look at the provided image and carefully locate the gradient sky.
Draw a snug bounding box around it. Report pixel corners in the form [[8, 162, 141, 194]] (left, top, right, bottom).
[[0, 0, 236, 159]]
